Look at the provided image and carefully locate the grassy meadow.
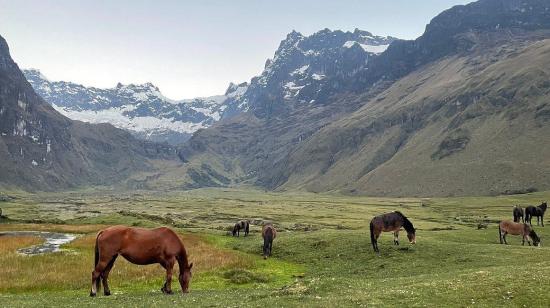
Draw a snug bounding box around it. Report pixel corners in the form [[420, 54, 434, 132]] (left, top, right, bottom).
[[0, 188, 549, 307]]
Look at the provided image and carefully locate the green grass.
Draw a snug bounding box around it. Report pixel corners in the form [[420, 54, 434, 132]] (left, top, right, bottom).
[[0, 188, 549, 307]]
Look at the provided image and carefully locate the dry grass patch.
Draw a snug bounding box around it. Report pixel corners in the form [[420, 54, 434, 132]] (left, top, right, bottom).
[[0, 223, 109, 234], [0, 236, 43, 253], [0, 229, 251, 293]]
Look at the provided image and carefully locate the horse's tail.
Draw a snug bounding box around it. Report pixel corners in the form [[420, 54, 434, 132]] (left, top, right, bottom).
[[498, 223, 502, 244], [263, 227, 273, 258], [94, 231, 103, 268], [370, 220, 376, 249]]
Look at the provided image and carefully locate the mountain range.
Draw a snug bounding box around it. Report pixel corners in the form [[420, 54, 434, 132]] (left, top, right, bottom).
[[0, 35, 177, 190], [4, 0, 550, 196], [172, 0, 550, 197], [23, 69, 248, 144], [24, 29, 394, 145]]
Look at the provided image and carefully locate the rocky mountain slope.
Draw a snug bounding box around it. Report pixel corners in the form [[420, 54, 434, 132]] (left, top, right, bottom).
[[0, 35, 176, 191], [24, 69, 248, 144], [175, 0, 550, 197]]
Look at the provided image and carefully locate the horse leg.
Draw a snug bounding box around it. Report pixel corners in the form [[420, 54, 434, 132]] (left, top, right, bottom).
[[373, 232, 380, 254], [503, 232, 508, 245], [102, 254, 118, 296], [90, 255, 113, 297], [393, 231, 399, 246], [161, 259, 175, 294]]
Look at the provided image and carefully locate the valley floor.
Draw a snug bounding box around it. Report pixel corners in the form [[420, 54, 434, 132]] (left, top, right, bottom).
[[0, 188, 549, 307]]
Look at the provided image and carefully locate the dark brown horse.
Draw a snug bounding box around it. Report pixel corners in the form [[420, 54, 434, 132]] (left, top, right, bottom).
[[370, 211, 416, 254], [525, 202, 547, 227], [499, 220, 540, 246], [513, 205, 524, 223], [90, 226, 193, 297], [262, 224, 276, 259], [232, 220, 250, 237]]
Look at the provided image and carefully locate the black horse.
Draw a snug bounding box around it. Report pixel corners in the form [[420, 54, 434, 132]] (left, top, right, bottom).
[[513, 205, 524, 223], [232, 220, 250, 237], [525, 202, 548, 227], [370, 211, 416, 254]]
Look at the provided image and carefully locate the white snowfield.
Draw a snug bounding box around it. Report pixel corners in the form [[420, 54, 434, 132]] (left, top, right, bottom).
[[343, 41, 390, 54], [52, 104, 206, 134]]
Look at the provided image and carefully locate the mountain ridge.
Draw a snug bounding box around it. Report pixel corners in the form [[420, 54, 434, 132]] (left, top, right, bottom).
[[173, 0, 550, 197], [0, 34, 177, 191]]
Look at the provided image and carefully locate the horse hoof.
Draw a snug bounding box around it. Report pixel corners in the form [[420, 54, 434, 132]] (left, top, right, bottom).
[[104, 291, 111, 296], [90, 292, 97, 297]]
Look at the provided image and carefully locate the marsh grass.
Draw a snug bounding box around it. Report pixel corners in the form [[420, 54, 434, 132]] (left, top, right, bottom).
[[0, 229, 254, 293], [1, 188, 550, 306]]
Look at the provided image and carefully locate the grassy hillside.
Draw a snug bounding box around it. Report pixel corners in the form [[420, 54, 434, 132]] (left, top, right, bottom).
[[283, 34, 550, 197], [1, 188, 550, 306]]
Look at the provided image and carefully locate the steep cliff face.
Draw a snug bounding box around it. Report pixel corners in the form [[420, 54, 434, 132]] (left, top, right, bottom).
[[0, 35, 176, 190], [176, 0, 550, 196]]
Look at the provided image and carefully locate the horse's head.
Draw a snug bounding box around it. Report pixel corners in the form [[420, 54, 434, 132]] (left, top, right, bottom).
[[232, 224, 238, 236], [529, 230, 541, 247], [407, 230, 416, 244], [179, 262, 193, 293]]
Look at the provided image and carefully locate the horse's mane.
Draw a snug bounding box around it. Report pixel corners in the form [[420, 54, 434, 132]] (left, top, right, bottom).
[[394, 211, 416, 234]]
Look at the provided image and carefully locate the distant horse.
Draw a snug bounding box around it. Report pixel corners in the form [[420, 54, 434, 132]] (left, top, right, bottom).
[[525, 202, 548, 227], [90, 226, 193, 297], [232, 220, 250, 237], [370, 211, 416, 254], [513, 205, 524, 223], [262, 224, 277, 259], [498, 220, 540, 246]]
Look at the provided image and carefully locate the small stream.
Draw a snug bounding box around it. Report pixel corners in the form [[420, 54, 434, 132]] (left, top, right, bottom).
[[0, 231, 77, 255]]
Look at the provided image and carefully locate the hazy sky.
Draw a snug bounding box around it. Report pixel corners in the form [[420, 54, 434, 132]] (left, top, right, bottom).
[[0, 0, 473, 99]]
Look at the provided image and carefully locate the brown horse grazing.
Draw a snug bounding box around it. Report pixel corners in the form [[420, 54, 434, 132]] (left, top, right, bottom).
[[370, 211, 416, 254], [90, 226, 193, 297], [232, 220, 250, 237], [525, 202, 548, 227], [499, 220, 540, 246], [262, 224, 276, 259]]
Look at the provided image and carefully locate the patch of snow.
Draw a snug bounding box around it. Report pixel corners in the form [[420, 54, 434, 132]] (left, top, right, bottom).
[[31, 160, 38, 166], [226, 84, 248, 100], [13, 120, 27, 136], [304, 50, 320, 56], [291, 65, 309, 76], [18, 100, 27, 110], [311, 73, 325, 80], [283, 82, 305, 99], [52, 104, 205, 134], [343, 41, 389, 54], [360, 44, 389, 54]]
